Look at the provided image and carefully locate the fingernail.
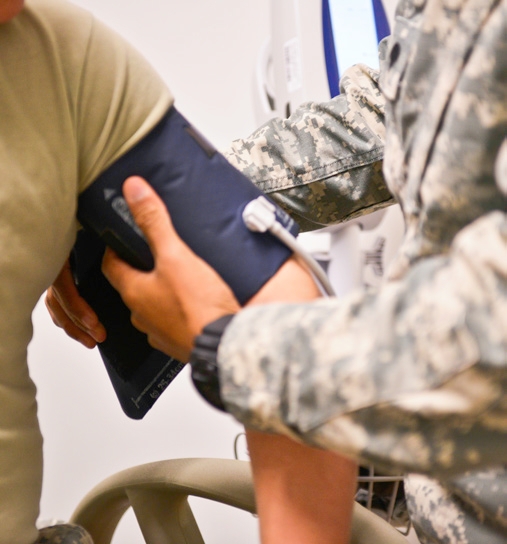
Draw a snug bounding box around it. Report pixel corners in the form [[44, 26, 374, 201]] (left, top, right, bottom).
[[82, 315, 102, 340], [125, 177, 149, 202], [93, 330, 107, 343], [82, 314, 97, 330]]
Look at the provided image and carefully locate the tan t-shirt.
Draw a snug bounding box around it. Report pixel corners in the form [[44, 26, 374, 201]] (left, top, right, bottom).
[[0, 1, 172, 541]]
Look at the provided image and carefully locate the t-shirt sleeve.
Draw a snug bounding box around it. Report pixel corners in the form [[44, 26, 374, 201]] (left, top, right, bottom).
[[74, 13, 173, 191]]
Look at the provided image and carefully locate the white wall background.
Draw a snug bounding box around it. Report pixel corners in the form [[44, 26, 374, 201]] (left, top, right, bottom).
[[28, 1, 398, 543]]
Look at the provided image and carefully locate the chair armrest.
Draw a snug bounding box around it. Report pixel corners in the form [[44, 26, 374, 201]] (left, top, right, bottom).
[[70, 458, 255, 544]]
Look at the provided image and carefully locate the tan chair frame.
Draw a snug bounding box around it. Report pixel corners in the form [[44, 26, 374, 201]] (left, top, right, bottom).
[[70, 458, 408, 544]]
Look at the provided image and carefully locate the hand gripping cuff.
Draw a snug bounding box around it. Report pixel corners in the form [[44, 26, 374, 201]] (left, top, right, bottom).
[[72, 106, 298, 419], [190, 314, 235, 412]]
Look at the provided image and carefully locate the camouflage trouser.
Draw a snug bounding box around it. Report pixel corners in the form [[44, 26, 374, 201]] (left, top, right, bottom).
[[405, 468, 507, 544]]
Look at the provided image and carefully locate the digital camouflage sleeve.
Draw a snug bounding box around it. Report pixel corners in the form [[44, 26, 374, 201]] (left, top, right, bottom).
[[223, 61, 392, 232], [220, 0, 507, 542]]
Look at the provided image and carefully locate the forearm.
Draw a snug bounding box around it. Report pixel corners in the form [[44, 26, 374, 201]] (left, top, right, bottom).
[[218, 211, 507, 476], [223, 63, 392, 231], [246, 430, 357, 544]]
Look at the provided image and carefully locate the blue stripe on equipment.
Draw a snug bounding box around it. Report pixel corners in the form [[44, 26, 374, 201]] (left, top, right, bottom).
[[322, 0, 390, 97]]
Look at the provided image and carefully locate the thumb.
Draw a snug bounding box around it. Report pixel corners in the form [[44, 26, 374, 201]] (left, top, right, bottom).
[[102, 246, 138, 293], [122, 175, 177, 260]]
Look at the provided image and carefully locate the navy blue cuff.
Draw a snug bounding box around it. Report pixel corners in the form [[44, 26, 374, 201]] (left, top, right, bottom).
[[73, 106, 298, 419], [77, 106, 298, 304]]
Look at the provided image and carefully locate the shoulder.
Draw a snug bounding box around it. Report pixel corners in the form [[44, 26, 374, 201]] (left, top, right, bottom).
[[22, 0, 95, 43]]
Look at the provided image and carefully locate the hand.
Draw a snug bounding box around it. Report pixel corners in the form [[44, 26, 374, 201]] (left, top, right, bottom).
[[45, 259, 107, 349], [102, 176, 241, 362]]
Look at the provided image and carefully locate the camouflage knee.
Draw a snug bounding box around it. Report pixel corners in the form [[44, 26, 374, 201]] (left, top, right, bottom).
[[35, 524, 93, 544]]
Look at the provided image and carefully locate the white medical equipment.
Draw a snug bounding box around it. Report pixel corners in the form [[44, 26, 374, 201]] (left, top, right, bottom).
[[254, 0, 390, 122]]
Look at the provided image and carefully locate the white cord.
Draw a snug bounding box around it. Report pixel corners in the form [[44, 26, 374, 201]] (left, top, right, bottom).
[[243, 196, 335, 297]]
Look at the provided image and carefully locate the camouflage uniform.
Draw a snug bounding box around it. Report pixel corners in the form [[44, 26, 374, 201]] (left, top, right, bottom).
[[221, 0, 507, 542], [35, 524, 92, 544]]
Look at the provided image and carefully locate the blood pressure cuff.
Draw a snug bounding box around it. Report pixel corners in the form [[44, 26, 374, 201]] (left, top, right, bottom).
[[73, 106, 298, 419]]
